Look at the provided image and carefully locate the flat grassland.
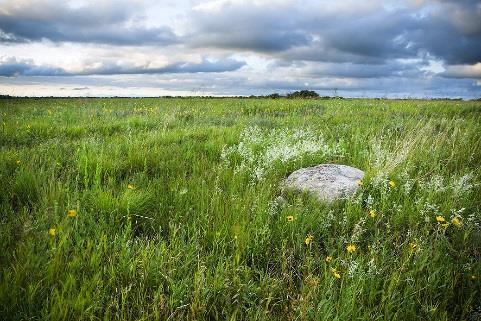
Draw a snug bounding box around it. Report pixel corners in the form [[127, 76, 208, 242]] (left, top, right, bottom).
[[1, 98, 480, 320]]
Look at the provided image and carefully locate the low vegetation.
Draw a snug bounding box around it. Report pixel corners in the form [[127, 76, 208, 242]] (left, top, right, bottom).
[[0, 97, 480, 320]]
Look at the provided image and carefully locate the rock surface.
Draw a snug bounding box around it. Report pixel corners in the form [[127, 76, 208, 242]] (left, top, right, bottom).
[[284, 164, 364, 202]]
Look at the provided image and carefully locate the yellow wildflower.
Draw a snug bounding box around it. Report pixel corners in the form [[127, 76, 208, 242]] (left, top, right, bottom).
[[48, 228, 56, 236], [16, 160, 21, 164], [331, 267, 341, 279], [452, 217, 462, 228], [471, 275, 478, 280], [436, 215, 446, 223], [127, 184, 136, 190], [409, 242, 417, 251], [305, 234, 314, 245], [369, 209, 376, 218], [389, 180, 396, 188], [347, 244, 357, 254], [287, 215, 294, 222], [356, 179, 363, 187], [325, 256, 333, 263], [67, 209, 77, 218]]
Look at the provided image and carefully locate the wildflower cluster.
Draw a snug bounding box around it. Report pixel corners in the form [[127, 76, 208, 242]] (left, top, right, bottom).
[[331, 268, 341, 279], [48, 209, 78, 237], [221, 126, 344, 181]]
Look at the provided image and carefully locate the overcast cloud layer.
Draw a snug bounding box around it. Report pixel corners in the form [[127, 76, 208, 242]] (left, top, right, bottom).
[[1, 0, 480, 97]]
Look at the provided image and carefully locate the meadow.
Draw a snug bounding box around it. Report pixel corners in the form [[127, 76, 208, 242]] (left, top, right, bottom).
[[0, 97, 480, 321]]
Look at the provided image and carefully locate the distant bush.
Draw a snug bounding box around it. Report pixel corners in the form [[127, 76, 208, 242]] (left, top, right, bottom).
[[267, 93, 281, 99], [286, 90, 319, 98]]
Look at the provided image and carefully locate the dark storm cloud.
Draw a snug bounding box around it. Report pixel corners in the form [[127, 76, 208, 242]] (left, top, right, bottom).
[[189, 0, 481, 65], [0, 57, 246, 76], [305, 61, 426, 79], [189, 3, 312, 52], [405, 1, 481, 65], [434, 0, 481, 35], [0, 57, 69, 76], [0, 0, 178, 45]]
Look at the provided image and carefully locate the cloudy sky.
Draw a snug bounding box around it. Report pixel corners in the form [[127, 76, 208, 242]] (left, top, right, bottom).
[[0, 0, 480, 98]]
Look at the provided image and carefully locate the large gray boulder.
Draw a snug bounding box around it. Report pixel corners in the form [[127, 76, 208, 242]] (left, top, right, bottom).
[[284, 164, 364, 202]]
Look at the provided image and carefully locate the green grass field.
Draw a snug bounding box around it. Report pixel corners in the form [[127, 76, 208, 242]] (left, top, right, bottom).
[[1, 97, 480, 320]]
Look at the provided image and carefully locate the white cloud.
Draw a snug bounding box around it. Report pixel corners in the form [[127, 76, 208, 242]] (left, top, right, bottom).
[[442, 63, 481, 79]]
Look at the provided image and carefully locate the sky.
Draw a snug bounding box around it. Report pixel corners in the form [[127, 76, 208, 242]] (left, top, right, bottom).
[[0, 0, 480, 98]]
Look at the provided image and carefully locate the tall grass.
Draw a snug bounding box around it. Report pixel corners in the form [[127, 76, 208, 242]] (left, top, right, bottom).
[[1, 97, 480, 320]]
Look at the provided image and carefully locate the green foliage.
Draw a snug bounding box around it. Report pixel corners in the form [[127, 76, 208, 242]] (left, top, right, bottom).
[[0, 97, 480, 320], [286, 90, 320, 98]]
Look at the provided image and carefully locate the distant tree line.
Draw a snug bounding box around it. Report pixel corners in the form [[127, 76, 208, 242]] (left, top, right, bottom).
[[1, 92, 478, 100], [263, 90, 341, 99]]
